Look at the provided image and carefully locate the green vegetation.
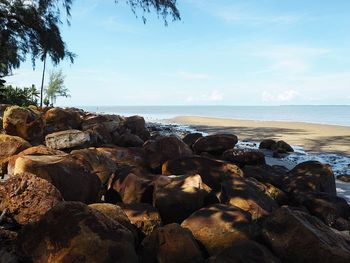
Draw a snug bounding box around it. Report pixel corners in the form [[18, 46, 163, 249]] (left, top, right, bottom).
[[0, 84, 40, 106], [45, 70, 70, 106]]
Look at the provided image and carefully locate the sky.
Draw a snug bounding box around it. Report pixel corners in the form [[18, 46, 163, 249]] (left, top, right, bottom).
[[4, 0, 350, 106]]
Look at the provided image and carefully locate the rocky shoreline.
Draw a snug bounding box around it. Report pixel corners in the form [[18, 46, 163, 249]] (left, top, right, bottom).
[[0, 105, 350, 262]]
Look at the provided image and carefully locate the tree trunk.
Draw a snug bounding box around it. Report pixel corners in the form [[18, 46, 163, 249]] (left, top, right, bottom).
[[40, 54, 47, 108]]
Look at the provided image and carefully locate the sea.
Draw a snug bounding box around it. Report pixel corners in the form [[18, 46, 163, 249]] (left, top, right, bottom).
[[82, 105, 350, 202]]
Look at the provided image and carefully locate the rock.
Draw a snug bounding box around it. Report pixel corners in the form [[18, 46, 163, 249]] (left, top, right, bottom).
[[262, 183, 288, 206], [107, 165, 153, 204], [0, 229, 25, 263], [259, 139, 277, 150], [43, 107, 81, 134], [220, 178, 278, 220], [71, 148, 117, 185], [87, 123, 112, 145], [3, 105, 44, 143], [162, 156, 243, 191], [337, 174, 350, 183], [182, 132, 203, 148], [45, 129, 92, 150], [144, 135, 193, 171], [222, 149, 266, 167], [13, 145, 66, 156], [153, 174, 210, 224], [0, 173, 62, 225], [0, 134, 31, 175], [8, 154, 101, 203], [97, 146, 146, 167], [82, 114, 123, 133], [88, 203, 138, 242], [262, 206, 350, 263], [242, 164, 286, 188], [193, 134, 238, 155], [119, 203, 162, 236], [181, 204, 252, 255], [140, 223, 205, 263], [207, 240, 280, 263], [275, 140, 294, 153], [122, 115, 150, 140], [18, 202, 138, 263], [115, 132, 144, 147], [284, 161, 336, 196], [296, 192, 350, 231]]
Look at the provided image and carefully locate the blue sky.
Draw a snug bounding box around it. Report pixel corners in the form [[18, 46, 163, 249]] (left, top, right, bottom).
[[5, 0, 350, 106]]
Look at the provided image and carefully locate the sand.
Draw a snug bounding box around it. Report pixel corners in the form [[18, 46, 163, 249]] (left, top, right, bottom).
[[171, 116, 350, 156]]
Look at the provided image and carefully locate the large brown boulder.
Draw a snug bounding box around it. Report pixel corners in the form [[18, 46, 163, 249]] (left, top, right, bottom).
[[107, 165, 153, 204], [18, 202, 138, 263], [119, 203, 162, 236], [97, 146, 146, 167], [283, 161, 336, 196], [181, 204, 252, 255], [140, 223, 205, 263], [220, 178, 278, 220], [114, 132, 144, 147], [8, 154, 101, 203], [207, 240, 280, 263], [259, 139, 293, 153], [44, 107, 82, 134], [0, 134, 31, 175], [144, 135, 193, 171], [0, 229, 24, 263], [45, 129, 93, 150], [3, 106, 44, 143], [262, 206, 350, 263], [86, 123, 113, 145], [222, 149, 266, 167], [182, 132, 203, 148], [122, 115, 150, 140], [71, 148, 117, 185], [162, 156, 243, 191], [153, 174, 210, 224], [82, 114, 123, 134], [193, 134, 238, 155], [0, 173, 62, 225], [242, 164, 286, 188]]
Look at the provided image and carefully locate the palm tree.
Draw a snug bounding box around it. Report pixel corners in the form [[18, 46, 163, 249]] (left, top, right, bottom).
[[45, 69, 70, 106]]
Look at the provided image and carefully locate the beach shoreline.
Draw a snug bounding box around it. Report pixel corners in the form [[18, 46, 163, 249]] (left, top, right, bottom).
[[170, 115, 350, 156]]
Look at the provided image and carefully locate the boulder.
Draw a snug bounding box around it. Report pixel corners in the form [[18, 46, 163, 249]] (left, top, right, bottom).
[[337, 174, 350, 183], [162, 156, 243, 191], [0, 134, 31, 175], [296, 192, 350, 231], [207, 240, 280, 263], [144, 135, 193, 171], [0, 229, 24, 263], [3, 105, 44, 143], [181, 204, 252, 255], [140, 223, 205, 263], [122, 115, 150, 140], [220, 178, 278, 220], [153, 174, 210, 224], [283, 161, 336, 196], [8, 154, 101, 203], [259, 139, 277, 150], [242, 164, 286, 188], [119, 203, 162, 236], [222, 149, 266, 167], [86, 123, 112, 145], [182, 132, 203, 148], [0, 173, 62, 225], [275, 140, 294, 153], [114, 132, 144, 147], [18, 202, 138, 263], [97, 146, 146, 167], [262, 206, 350, 263], [71, 148, 117, 185], [193, 134, 238, 155], [107, 166, 153, 204], [43, 107, 81, 134], [45, 129, 92, 150]]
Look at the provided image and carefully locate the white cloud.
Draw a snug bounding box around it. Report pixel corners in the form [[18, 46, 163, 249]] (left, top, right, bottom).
[[187, 90, 223, 102], [262, 90, 300, 102], [177, 70, 214, 80]]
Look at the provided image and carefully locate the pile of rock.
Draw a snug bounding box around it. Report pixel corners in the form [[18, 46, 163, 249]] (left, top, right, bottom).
[[0, 105, 349, 262]]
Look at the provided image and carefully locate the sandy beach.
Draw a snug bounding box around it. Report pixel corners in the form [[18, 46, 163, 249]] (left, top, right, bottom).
[[172, 116, 350, 156]]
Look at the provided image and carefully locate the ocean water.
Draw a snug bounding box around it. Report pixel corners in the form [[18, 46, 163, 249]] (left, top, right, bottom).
[[82, 105, 350, 126]]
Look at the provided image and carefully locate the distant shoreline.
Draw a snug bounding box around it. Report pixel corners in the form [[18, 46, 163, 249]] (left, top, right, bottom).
[[171, 116, 350, 156]]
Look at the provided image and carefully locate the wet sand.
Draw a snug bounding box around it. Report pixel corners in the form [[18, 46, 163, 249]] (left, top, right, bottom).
[[171, 116, 350, 155]]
